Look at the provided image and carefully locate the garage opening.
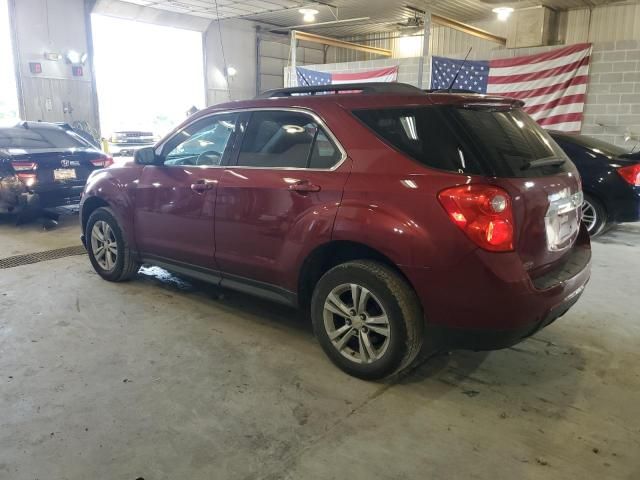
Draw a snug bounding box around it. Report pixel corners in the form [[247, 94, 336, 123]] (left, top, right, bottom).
[[0, 0, 19, 126], [91, 14, 206, 143]]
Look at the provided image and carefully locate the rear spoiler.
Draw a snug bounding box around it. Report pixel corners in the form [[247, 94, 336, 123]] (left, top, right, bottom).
[[620, 151, 640, 160], [424, 90, 524, 110], [461, 99, 525, 111]]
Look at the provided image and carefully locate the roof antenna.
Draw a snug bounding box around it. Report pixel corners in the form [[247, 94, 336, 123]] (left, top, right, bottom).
[[447, 47, 473, 93]]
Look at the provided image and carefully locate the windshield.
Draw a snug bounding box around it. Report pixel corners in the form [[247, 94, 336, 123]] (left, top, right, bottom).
[[353, 106, 570, 178]]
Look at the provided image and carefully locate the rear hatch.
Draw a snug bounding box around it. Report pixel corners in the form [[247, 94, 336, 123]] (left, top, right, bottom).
[[353, 98, 584, 274], [10, 149, 102, 189], [1, 124, 110, 202]]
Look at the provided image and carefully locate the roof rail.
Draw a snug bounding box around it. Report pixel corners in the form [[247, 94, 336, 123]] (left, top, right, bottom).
[[257, 82, 425, 99]]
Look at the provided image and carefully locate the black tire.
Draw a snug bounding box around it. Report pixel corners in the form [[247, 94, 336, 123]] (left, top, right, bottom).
[[582, 194, 607, 237], [311, 260, 424, 380], [86, 207, 139, 282]]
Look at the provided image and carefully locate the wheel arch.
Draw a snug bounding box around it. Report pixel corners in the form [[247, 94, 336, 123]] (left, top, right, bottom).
[[297, 240, 417, 310], [81, 196, 110, 235]]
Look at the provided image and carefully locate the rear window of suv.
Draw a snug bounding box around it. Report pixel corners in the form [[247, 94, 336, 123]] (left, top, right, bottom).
[[353, 106, 570, 178]]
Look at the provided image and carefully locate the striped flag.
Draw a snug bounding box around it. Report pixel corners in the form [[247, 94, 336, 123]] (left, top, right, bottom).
[[431, 43, 592, 132], [296, 66, 399, 86]]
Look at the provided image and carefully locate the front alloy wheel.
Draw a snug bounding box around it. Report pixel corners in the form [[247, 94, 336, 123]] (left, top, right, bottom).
[[90, 220, 118, 271], [86, 206, 139, 282]]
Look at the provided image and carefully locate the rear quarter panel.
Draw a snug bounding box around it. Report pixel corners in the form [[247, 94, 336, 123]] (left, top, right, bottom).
[[321, 104, 477, 270]]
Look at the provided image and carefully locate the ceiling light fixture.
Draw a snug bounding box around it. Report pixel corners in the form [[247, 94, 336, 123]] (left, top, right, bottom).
[[299, 8, 319, 23], [66, 50, 82, 64], [226, 66, 237, 77], [492, 7, 514, 21]]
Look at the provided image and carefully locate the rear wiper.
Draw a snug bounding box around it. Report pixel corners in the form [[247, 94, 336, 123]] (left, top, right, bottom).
[[521, 158, 566, 171]]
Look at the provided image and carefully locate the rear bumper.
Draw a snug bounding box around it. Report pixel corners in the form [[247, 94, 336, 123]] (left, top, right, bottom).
[[429, 284, 585, 350], [403, 225, 591, 351], [0, 187, 83, 215], [606, 185, 640, 224]]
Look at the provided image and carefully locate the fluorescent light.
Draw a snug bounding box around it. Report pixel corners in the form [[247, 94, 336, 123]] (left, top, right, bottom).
[[492, 7, 514, 21], [299, 8, 318, 23], [44, 52, 62, 61], [66, 50, 81, 64]]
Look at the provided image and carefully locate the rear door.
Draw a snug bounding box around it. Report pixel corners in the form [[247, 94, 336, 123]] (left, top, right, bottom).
[[214, 109, 350, 292], [134, 112, 239, 269]]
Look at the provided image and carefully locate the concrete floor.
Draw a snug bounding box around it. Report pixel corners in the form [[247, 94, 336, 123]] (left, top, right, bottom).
[[1, 214, 639, 479]]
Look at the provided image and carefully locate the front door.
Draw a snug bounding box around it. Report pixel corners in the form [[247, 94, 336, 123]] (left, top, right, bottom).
[[214, 110, 350, 294], [134, 113, 239, 269]]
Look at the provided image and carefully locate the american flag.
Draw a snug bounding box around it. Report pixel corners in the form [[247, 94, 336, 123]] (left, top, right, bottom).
[[431, 43, 592, 132], [296, 66, 398, 86]]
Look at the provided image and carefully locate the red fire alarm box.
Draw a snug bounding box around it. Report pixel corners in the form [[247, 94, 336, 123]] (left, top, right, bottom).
[[72, 66, 83, 77], [29, 62, 42, 74]]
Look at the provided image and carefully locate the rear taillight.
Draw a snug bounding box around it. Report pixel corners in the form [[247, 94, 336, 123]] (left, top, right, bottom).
[[618, 164, 640, 186], [11, 161, 37, 172], [438, 185, 514, 252], [90, 156, 114, 168], [16, 173, 37, 188]]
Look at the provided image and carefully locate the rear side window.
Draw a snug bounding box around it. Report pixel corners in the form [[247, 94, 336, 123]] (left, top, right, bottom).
[[353, 106, 570, 178], [236, 111, 341, 169], [0, 127, 85, 149]]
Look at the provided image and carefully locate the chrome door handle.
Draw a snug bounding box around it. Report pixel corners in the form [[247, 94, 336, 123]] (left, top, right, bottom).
[[190, 180, 215, 193], [289, 181, 321, 194]]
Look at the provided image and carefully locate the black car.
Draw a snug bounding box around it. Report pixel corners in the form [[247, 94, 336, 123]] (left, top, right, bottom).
[[551, 132, 640, 236], [0, 122, 112, 220]]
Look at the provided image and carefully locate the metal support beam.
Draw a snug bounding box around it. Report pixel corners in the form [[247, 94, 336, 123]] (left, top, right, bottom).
[[290, 30, 297, 87], [432, 14, 506, 45], [293, 30, 392, 57], [417, 11, 431, 89]]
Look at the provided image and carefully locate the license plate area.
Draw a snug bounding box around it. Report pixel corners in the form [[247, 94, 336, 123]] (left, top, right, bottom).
[[545, 189, 583, 251], [53, 168, 77, 181]]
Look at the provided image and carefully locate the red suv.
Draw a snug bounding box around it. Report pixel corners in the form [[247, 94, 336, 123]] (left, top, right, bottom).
[[80, 83, 591, 379]]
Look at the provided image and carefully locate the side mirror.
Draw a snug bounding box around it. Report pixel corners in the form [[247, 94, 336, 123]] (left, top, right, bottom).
[[134, 147, 158, 165]]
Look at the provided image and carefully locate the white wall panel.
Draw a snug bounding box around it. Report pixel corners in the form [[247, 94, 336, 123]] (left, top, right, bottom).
[[566, 3, 640, 43]]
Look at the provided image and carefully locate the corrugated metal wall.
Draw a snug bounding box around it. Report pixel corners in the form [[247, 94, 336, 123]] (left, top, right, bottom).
[[327, 25, 503, 63], [327, 33, 393, 63], [566, 3, 640, 43], [258, 33, 324, 93], [429, 24, 504, 57]]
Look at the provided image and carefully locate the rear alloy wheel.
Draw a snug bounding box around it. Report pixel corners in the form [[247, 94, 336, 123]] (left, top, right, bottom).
[[311, 260, 423, 380], [323, 283, 391, 365], [86, 207, 139, 282], [582, 194, 607, 237]]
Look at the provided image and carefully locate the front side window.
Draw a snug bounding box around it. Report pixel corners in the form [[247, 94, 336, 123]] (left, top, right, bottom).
[[236, 111, 341, 169], [164, 113, 238, 166]]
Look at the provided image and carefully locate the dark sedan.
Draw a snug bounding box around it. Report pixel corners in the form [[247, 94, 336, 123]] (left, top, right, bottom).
[[0, 122, 112, 221], [551, 132, 640, 236]]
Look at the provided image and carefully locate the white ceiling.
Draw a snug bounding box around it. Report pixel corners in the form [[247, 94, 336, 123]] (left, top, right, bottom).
[[114, 0, 623, 35]]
